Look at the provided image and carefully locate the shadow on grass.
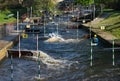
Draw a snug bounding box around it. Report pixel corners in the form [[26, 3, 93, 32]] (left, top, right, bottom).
[[105, 22, 120, 31]]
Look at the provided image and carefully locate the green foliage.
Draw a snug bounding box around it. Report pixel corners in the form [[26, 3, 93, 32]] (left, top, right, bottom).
[[96, 10, 120, 38], [1, 9, 11, 15], [33, 0, 57, 16], [74, 0, 120, 10], [74, 0, 94, 5], [0, 10, 16, 25]]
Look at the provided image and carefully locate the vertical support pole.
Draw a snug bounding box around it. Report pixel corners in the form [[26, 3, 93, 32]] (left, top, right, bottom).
[[112, 39, 115, 66], [72, 2, 74, 14], [44, 14, 45, 37], [17, 11, 19, 32], [19, 34, 21, 58], [30, 6, 32, 18], [58, 15, 60, 35], [38, 52, 40, 80], [57, 23, 58, 35], [11, 55, 13, 81], [27, 7, 29, 17], [37, 34, 38, 51], [77, 11, 79, 40], [93, 0, 96, 19], [67, 12, 68, 29]]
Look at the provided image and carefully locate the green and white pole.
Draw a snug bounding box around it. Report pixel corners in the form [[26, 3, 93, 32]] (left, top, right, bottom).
[[19, 34, 21, 58], [112, 39, 115, 66], [90, 23, 93, 66], [38, 52, 40, 81], [90, 41, 93, 66], [37, 34, 40, 80], [11, 55, 13, 81]]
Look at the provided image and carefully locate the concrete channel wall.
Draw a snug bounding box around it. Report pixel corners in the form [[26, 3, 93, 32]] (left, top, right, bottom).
[[0, 34, 19, 61], [0, 24, 6, 39], [0, 23, 15, 39], [0, 22, 18, 61], [0, 42, 13, 60], [81, 24, 119, 47]]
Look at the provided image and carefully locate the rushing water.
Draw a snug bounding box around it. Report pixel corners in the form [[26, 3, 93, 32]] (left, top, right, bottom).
[[0, 15, 120, 81]]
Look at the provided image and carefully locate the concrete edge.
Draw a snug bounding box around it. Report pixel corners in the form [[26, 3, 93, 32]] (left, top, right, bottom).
[[0, 35, 19, 61], [81, 25, 118, 47]]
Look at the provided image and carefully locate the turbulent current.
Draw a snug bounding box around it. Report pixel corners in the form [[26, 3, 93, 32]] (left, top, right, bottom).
[[0, 15, 120, 81]]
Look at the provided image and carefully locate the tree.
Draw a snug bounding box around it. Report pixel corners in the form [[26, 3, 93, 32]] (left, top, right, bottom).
[[74, 0, 120, 10], [33, 0, 57, 16], [74, 0, 94, 6]]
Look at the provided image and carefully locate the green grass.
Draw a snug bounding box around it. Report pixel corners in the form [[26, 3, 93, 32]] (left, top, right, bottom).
[[0, 10, 16, 25], [96, 10, 120, 38]]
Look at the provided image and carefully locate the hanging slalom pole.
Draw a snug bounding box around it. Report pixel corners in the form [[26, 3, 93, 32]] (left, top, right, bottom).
[[38, 52, 40, 81], [10, 54, 13, 81], [37, 34, 39, 51], [36, 34, 40, 80], [77, 24, 79, 40], [57, 17, 59, 35], [112, 39, 115, 66], [58, 14, 60, 35], [77, 11, 79, 40], [90, 41, 93, 66], [90, 23, 93, 66], [19, 34, 21, 58]]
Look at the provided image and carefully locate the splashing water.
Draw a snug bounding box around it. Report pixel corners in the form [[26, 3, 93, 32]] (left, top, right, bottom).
[[45, 32, 84, 43], [25, 50, 79, 69]]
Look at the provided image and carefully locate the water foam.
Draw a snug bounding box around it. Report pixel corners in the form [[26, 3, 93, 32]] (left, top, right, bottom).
[[25, 50, 79, 69], [45, 32, 84, 43]]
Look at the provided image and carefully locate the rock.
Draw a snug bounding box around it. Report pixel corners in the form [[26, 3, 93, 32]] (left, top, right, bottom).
[[82, 34, 90, 39], [67, 24, 82, 29], [32, 51, 49, 58]]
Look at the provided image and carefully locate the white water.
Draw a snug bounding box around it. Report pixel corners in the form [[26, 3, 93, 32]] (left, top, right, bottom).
[[45, 32, 84, 43], [26, 50, 79, 69], [24, 50, 79, 80]]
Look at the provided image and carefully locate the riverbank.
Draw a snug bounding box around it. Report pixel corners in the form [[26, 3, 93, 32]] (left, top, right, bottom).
[[0, 33, 19, 61], [82, 10, 120, 47]]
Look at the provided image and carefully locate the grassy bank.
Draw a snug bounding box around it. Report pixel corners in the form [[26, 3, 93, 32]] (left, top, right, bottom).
[[96, 10, 120, 38], [0, 10, 16, 25]]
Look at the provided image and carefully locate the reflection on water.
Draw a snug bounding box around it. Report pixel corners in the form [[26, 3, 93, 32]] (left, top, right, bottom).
[[0, 58, 37, 81]]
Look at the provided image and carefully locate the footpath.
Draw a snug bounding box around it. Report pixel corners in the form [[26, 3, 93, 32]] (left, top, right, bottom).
[[83, 13, 120, 46], [0, 33, 19, 61]]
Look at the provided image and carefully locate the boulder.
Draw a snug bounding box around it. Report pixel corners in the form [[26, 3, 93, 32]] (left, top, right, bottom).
[[82, 34, 90, 39]]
